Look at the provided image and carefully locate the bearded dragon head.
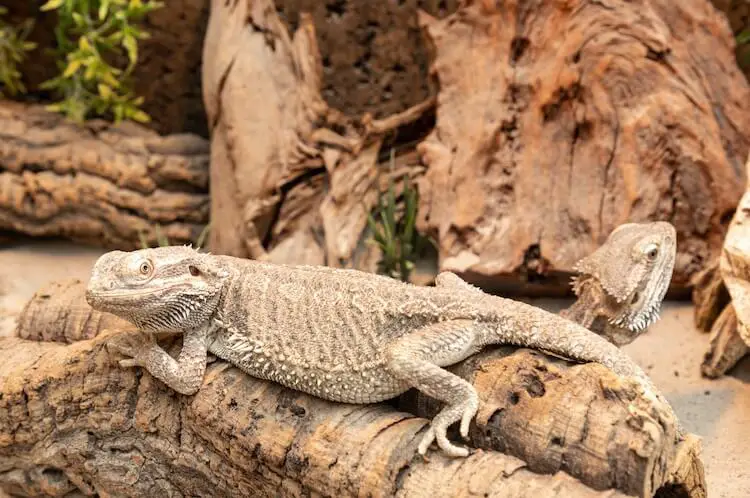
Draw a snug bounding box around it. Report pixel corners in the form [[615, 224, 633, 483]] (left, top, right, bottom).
[[86, 246, 229, 333], [571, 221, 676, 343]]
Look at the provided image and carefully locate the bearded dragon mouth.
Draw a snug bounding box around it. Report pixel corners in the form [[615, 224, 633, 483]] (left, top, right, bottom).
[[86, 283, 190, 304]]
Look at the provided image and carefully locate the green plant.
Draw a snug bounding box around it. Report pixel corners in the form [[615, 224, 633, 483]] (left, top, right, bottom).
[[367, 154, 432, 282], [738, 27, 750, 46], [0, 7, 36, 96], [738, 26, 750, 70], [138, 223, 211, 250], [39, 0, 162, 123]]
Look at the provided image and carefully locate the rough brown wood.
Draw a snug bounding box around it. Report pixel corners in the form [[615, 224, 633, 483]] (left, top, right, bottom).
[[700, 304, 748, 378], [9, 279, 702, 497], [201, 0, 431, 272], [0, 100, 210, 249], [696, 153, 750, 378], [15, 279, 131, 343], [691, 259, 729, 333], [414, 0, 750, 293], [201, 0, 749, 294], [401, 348, 703, 498], [0, 331, 634, 498]]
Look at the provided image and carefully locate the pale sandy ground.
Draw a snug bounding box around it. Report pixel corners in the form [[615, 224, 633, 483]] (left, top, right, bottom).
[[1, 239, 749, 497]]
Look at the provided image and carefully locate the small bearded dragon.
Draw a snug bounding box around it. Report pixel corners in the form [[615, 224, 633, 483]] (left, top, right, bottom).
[[561, 221, 676, 346], [86, 244, 675, 458]]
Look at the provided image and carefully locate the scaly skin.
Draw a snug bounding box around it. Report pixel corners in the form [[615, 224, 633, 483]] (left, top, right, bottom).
[[86, 246, 676, 458], [561, 222, 676, 346]]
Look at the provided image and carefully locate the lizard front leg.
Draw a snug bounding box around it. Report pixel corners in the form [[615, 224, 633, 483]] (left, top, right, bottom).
[[108, 325, 213, 395], [386, 319, 483, 458]]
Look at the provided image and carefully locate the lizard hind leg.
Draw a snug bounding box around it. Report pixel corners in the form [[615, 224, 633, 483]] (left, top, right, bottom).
[[385, 319, 483, 458]]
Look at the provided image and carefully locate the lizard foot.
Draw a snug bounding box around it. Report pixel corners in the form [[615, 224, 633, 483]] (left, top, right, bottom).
[[417, 395, 479, 458], [107, 333, 155, 368]]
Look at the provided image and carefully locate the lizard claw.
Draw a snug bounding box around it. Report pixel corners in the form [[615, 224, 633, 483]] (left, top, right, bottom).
[[459, 396, 479, 440], [418, 425, 470, 458], [417, 426, 436, 456]]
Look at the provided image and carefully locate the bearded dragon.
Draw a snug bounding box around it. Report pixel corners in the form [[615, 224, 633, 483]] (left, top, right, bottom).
[[561, 221, 676, 346], [86, 245, 676, 458]]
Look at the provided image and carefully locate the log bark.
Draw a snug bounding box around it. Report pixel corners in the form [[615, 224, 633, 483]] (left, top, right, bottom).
[[7, 281, 703, 497], [201, 0, 749, 295], [0, 332, 634, 498], [0, 100, 210, 249], [414, 0, 749, 293], [201, 0, 431, 272], [695, 153, 750, 377], [15, 279, 131, 343], [401, 348, 703, 498]]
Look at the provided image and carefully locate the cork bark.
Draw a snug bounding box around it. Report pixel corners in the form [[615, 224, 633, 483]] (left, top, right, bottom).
[[202, 0, 749, 295], [1, 331, 641, 498], [7, 280, 704, 497], [15, 279, 131, 343], [414, 0, 749, 293], [694, 153, 750, 378], [0, 101, 209, 249]]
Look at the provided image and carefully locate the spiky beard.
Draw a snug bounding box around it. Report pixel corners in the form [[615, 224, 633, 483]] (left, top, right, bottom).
[[610, 302, 662, 332]]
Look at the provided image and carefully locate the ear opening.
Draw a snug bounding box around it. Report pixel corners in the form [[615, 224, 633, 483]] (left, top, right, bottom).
[[187, 257, 229, 279]]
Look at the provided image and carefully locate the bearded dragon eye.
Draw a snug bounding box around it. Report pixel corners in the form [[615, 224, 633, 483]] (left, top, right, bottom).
[[644, 244, 659, 260], [139, 261, 152, 275], [189, 265, 200, 277]]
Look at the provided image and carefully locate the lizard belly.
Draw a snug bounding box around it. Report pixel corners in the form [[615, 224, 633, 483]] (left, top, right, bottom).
[[208, 331, 409, 404]]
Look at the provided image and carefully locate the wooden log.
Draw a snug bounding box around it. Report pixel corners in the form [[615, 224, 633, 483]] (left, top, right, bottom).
[[201, 0, 431, 273], [201, 0, 749, 294], [691, 259, 730, 333], [695, 153, 750, 377], [9, 279, 702, 496], [401, 348, 703, 498], [0, 332, 632, 498], [0, 100, 210, 249], [15, 279, 131, 343], [414, 0, 749, 293]]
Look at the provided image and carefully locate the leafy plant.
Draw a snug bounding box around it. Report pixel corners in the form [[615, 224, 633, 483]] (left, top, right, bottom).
[[737, 26, 750, 70], [138, 223, 211, 250], [367, 154, 432, 282], [0, 7, 36, 96], [39, 0, 162, 123]]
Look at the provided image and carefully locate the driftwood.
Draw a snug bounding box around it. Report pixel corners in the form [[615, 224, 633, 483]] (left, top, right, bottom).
[[7, 280, 704, 497], [0, 100, 209, 249], [15, 279, 131, 343], [0, 332, 640, 498], [694, 153, 750, 378], [401, 348, 702, 498], [201, 0, 431, 271], [201, 0, 749, 294], [414, 0, 749, 293]]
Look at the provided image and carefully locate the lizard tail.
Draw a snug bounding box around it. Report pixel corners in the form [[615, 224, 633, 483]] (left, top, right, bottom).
[[483, 298, 683, 439], [487, 299, 655, 390]]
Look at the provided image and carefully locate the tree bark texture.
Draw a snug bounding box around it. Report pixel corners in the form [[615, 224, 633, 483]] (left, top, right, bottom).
[[15, 279, 131, 344], [6, 281, 704, 497], [1, 331, 641, 498], [692, 153, 750, 377], [0, 101, 210, 249], [201, 0, 749, 295], [400, 348, 703, 498], [414, 0, 749, 292]]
